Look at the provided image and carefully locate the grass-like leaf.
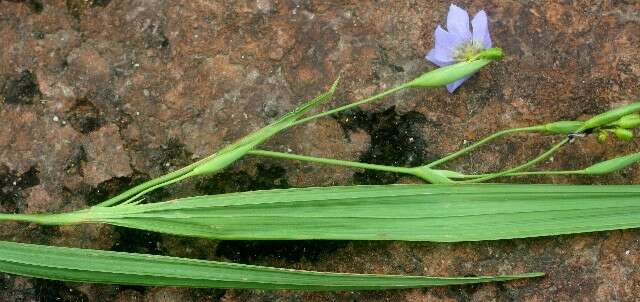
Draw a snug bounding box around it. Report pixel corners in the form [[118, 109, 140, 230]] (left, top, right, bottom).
[[11, 184, 640, 242], [0, 241, 541, 290]]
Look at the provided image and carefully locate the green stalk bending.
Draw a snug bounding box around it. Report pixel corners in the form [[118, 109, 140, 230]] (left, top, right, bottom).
[[441, 151, 640, 180], [293, 50, 502, 127], [291, 85, 407, 127], [247, 149, 454, 184], [248, 149, 413, 174], [427, 126, 545, 168], [454, 170, 582, 179], [94, 159, 206, 207], [462, 138, 570, 183]]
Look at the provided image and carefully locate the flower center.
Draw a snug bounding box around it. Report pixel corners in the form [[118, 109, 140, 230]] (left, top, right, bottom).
[[453, 41, 484, 62]]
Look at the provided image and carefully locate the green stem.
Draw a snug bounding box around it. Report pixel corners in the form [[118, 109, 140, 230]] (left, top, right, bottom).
[[456, 170, 585, 179], [462, 138, 570, 183], [427, 126, 545, 168], [0, 211, 86, 225], [248, 150, 413, 175], [290, 84, 409, 127], [95, 154, 216, 207], [117, 173, 192, 206]]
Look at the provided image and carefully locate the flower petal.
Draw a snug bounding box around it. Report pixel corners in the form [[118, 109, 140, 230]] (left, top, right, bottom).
[[446, 4, 472, 41], [435, 25, 465, 53], [426, 26, 460, 66], [471, 10, 492, 48], [446, 75, 472, 93], [426, 48, 454, 67]]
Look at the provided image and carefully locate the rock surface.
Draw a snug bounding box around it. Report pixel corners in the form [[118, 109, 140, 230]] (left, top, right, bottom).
[[1, 0, 639, 301]]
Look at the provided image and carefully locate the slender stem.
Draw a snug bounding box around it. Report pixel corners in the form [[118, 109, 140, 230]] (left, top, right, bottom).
[[462, 138, 570, 183], [455, 170, 585, 179], [94, 166, 189, 207], [0, 212, 85, 225], [248, 149, 414, 174], [427, 126, 546, 168], [95, 153, 217, 207], [117, 173, 192, 206], [290, 84, 408, 127], [0, 213, 37, 223]]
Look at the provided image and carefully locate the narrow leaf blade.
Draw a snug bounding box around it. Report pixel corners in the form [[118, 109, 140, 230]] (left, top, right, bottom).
[[79, 184, 640, 242], [0, 241, 541, 290]]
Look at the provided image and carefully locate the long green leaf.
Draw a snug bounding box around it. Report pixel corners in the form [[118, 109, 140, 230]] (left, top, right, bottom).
[[20, 184, 640, 242], [0, 241, 541, 290]]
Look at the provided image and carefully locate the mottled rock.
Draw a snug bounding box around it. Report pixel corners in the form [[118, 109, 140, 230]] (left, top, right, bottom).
[[82, 124, 133, 186]]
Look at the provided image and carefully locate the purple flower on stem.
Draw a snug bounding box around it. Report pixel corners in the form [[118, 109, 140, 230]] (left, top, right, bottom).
[[426, 4, 492, 92]]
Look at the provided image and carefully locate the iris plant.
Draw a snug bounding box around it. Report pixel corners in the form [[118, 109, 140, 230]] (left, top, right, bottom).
[[0, 3, 638, 292]]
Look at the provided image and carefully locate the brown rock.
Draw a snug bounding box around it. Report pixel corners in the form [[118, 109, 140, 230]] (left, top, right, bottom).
[[82, 124, 133, 186], [24, 185, 56, 214]]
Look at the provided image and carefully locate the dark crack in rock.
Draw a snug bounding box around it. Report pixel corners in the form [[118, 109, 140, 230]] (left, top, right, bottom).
[[111, 227, 163, 255], [196, 163, 289, 195], [215, 240, 348, 266], [336, 107, 432, 184], [79, 172, 166, 206], [2, 70, 41, 105], [3, 0, 42, 13], [32, 279, 89, 302], [66, 97, 104, 134], [151, 138, 192, 174], [0, 165, 40, 213]]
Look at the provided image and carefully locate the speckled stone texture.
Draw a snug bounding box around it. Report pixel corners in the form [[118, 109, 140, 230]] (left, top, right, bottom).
[[0, 0, 639, 301]]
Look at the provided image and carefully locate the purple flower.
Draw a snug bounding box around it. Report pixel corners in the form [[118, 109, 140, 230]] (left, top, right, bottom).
[[426, 4, 492, 92]]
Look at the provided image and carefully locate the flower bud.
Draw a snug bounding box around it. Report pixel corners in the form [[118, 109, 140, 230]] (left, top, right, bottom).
[[583, 152, 640, 175], [612, 114, 640, 129], [582, 102, 640, 130], [613, 128, 634, 141], [476, 47, 504, 61], [597, 131, 608, 143], [543, 121, 584, 134]]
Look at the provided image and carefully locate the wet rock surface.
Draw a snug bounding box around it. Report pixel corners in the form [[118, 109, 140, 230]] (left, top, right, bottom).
[[0, 0, 639, 301]]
